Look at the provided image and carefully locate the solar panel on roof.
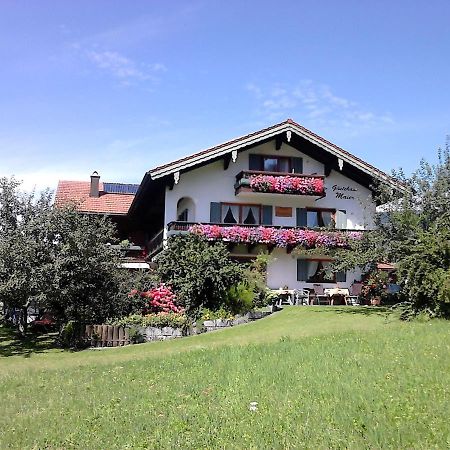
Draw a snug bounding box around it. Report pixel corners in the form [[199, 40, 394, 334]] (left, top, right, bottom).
[[103, 183, 140, 194]]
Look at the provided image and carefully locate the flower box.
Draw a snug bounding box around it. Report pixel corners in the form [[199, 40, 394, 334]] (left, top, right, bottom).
[[190, 224, 362, 250]]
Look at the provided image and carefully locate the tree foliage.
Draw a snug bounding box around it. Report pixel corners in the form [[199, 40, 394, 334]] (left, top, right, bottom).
[[0, 177, 136, 332], [332, 143, 450, 316], [154, 234, 243, 316]]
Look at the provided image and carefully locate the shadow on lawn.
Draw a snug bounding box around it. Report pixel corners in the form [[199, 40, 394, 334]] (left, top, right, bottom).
[[0, 325, 60, 358], [311, 306, 391, 317]]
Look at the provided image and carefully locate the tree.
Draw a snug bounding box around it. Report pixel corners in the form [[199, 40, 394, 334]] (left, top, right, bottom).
[[45, 206, 124, 324], [154, 234, 243, 316], [0, 177, 54, 332], [0, 177, 134, 333], [332, 143, 450, 316]]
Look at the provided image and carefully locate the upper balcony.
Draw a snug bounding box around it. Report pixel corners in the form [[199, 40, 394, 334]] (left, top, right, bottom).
[[234, 170, 325, 198]]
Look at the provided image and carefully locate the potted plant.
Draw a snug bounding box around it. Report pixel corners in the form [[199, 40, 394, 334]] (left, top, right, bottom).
[[361, 270, 388, 305]]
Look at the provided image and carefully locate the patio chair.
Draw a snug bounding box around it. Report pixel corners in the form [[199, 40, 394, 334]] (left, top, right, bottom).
[[313, 284, 331, 305], [274, 290, 293, 307], [293, 289, 310, 305], [345, 282, 362, 305]]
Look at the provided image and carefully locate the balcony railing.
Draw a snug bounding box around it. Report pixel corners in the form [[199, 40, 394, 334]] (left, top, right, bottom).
[[235, 170, 325, 197], [147, 228, 165, 258], [164, 221, 364, 251]]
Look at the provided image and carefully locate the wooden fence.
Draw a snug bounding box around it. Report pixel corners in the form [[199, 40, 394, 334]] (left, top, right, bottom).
[[84, 324, 130, 347]]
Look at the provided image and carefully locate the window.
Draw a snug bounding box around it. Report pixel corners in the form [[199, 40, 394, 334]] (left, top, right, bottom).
[[297, 259, 346, 283], [221, 203, 261, 224], [306, 209, 335, 228], [249, 154, 303, 174], [177, 209, 188, 221], [263, 156, 291, 173], [307, 260, 335, 283]]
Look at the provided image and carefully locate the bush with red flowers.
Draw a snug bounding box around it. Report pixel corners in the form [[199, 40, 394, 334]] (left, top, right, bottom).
[[129, 284, 183, 314]]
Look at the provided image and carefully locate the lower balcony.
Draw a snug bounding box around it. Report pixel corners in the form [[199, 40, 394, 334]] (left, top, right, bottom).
[[235, 171, 325, 198], [147, 221, 364, 258]]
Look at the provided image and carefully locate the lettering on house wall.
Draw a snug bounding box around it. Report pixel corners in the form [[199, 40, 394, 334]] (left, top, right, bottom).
[[332, 185, 357, 200]]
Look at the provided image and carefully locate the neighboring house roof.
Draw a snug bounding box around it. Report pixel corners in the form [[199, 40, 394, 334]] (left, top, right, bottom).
[[55, 181, 138, 215]]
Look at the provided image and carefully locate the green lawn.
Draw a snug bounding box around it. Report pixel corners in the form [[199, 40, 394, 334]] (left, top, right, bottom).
[[1, 307, 449, 449]]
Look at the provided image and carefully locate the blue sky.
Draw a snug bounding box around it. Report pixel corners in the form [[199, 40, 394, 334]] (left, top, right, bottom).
[[1, 0, 449, 191]]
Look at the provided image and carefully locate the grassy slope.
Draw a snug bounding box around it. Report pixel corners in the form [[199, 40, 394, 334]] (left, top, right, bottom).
[[1, 307, 449, 449]]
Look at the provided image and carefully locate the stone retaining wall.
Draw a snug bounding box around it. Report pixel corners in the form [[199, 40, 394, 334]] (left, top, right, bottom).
[[133, 310, 272, 342]]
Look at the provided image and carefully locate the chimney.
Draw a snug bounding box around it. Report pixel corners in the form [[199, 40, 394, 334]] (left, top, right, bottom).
[[90, 171, 100, 197]]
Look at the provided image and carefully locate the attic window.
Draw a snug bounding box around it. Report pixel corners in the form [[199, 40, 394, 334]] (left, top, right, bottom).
[[263, 156, 290, 173]]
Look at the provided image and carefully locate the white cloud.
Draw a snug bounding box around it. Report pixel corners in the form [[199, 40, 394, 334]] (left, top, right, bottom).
[[246, 81, 395, 133], [86, 50, 166, 84]]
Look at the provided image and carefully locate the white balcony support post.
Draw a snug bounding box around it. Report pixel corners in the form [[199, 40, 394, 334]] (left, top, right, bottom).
[[163, 226, 169, 249]]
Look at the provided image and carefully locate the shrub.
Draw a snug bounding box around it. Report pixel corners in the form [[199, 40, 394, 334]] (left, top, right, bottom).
[[128, 284, 183, 314], [58, 320, 87, 349], [127, 326, 144, 344], [155, 234, 243, 316], [225, 283, 254, 314], [114, 312, 188, 329], [200, 308, 234, 321]]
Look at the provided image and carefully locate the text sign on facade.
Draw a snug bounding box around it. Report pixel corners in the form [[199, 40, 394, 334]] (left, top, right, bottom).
[[275, 206, 293, 217], [332, 185, 357, 200]]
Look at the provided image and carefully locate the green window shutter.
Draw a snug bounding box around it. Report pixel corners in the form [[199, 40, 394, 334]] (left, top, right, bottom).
[[210, 202, 221, 223], [296, 208, 307, 227], [336, 271, 347, 282], [291, 157, 303, 174], [297, 259, 308, 281], [335, 210, 347, 229], [262, 205, 273, 225], [249, 154, 262, 171]]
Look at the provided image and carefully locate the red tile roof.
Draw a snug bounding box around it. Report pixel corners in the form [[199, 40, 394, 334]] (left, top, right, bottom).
[[55, 181, 134, 215]]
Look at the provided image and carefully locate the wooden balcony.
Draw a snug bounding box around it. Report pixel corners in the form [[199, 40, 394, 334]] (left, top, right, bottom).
[[235, 170, 326, 198]]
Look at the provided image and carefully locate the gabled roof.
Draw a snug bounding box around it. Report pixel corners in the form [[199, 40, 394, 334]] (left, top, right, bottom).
[[55, 181, 138, 215], [148, 119, 400, 188], [130, 118, 405, 215]]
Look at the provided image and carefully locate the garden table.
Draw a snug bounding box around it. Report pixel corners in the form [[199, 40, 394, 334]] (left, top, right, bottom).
[[324, 288, 350, 305], [273, 289, 295, 306]]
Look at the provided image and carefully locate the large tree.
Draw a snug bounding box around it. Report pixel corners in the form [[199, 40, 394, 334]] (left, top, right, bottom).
[[0, 177, 131, 333], [0, 177, 54, 332], [333, 144, 450, 316]]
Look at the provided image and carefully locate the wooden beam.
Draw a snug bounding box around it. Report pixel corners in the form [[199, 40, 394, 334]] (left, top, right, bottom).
[[275, 135, 283, 150], [324, 164, 333, 177], [223, 153, 232, 170]]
